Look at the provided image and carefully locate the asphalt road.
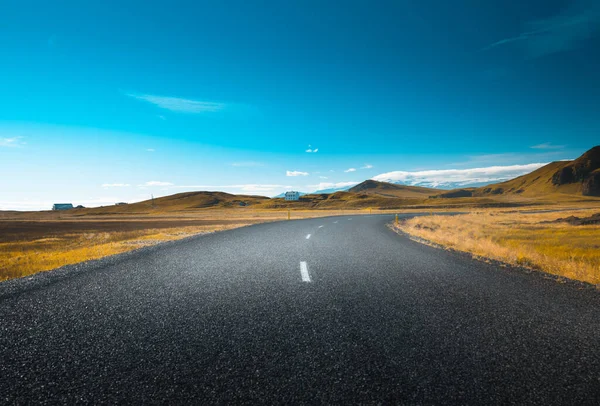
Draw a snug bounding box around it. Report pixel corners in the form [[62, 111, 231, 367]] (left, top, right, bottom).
[[1, 215, 599, 404]]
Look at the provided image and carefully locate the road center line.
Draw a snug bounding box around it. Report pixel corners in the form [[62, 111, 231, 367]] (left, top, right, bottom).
[[318, 225, 324, 228], [300, 261, 311, 282], [333, 221, 338, 224], [306, 234, 311, 239]]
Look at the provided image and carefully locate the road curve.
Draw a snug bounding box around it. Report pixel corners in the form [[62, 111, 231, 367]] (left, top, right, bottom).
[[1, 215, 599, 404]]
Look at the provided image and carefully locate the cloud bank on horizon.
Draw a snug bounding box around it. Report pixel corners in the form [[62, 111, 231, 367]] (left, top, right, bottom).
[[372, 163, 547, 189]]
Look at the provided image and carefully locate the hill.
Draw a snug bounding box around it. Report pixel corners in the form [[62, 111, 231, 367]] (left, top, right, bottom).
[[473, 146, 600, 198], [259, 191, 424, 210], [260, 181, 441, 210], [348, 180, 438, 198], [431, 189, 475, 199], [81, 191, 270, 214]]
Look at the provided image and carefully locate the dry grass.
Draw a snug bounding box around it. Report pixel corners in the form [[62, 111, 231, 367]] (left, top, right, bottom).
[[0, 225, 247, 281], [396, 209, 600, 285]]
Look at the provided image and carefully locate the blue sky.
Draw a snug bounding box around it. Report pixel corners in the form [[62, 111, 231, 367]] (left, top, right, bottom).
[[1, 0, 599, 210]]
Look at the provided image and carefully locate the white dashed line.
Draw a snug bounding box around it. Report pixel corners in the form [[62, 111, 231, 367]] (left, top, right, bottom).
[[318, 225, 324, 228], [333, 221, 338, 224], [300, 261, 311, 282], [306, 234, 312, 240]]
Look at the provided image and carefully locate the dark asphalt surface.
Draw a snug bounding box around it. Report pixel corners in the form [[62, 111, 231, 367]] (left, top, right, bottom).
[[1, 214, 599, 404]]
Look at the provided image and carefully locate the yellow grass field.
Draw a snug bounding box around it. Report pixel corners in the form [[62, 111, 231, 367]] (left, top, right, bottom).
[[395, 209, 600, 285], [0, 225, 239, 281]]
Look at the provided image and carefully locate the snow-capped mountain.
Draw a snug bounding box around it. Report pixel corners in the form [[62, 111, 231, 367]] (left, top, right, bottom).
[[372, 163, 547, 190], [378, 180, 498, 190]]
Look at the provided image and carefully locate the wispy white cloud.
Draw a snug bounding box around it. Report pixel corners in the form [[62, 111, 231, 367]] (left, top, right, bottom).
[[483, 1, 600, 57], [306, 145, 319, 153], [157, 115, 166, 120], [531, 142, 565, 150], [361, 164, 373, 169], [139, 181, 174, 187], [319, 176, 329, 179], [0, 136, 25, 148], [126, 93, 225, 113], [146, 148, 155, 152], [373, 163, 547, 188], [344, 168, 357, 173], [287, 170, 309, 177], [102, 183, 130, 188], [232, 161, 264, 167]]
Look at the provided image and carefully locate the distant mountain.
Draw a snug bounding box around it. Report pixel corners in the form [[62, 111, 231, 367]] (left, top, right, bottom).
[[348, 180, 438, 198], [376, 179, 513, 190], [275, 186, 352, 197], [373, 164, 549, 190]]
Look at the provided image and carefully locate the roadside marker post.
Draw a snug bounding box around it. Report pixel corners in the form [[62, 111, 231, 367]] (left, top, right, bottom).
[[288, 209, 291, 220], [395, 214, 399, 224]]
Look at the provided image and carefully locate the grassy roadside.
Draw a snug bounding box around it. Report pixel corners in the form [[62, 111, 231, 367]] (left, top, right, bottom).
[[0, 224, 249, 281], [393, 209, 600, 285]]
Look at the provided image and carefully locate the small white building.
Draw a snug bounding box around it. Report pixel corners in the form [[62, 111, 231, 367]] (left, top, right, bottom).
[[284, 191, 300, 201]]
